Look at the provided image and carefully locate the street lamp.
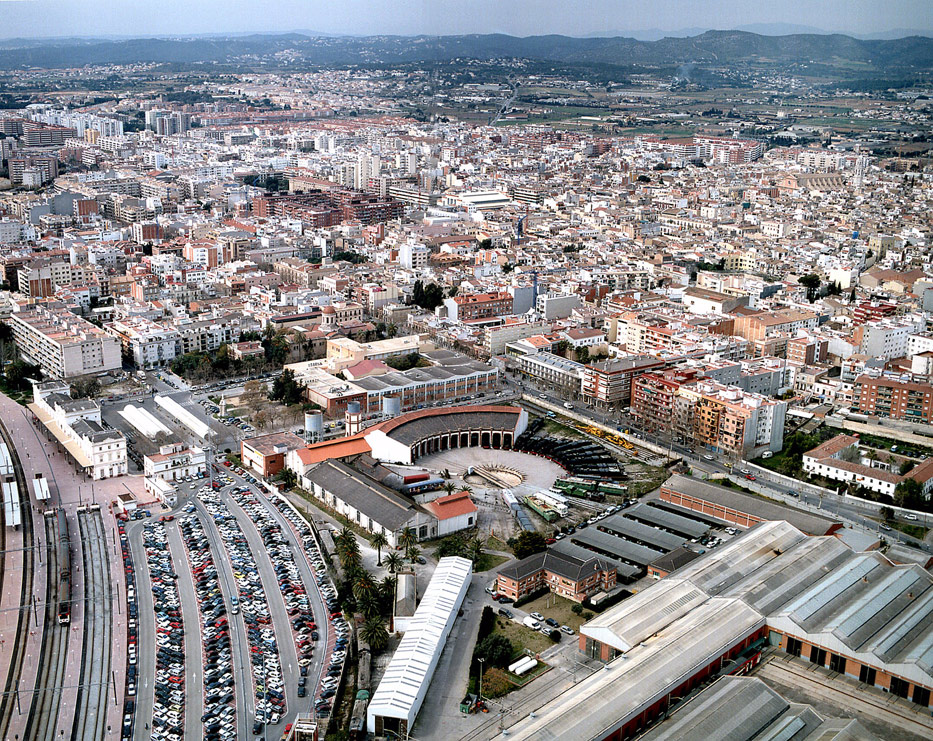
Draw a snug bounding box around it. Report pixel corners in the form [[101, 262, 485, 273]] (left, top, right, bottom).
[[478, 657, 485, 703]]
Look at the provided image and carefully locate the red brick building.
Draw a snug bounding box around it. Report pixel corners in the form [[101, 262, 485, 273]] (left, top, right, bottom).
[[496, 549, 617, 603], [854, 375, 933, 423], [240, 432, 307, 477]]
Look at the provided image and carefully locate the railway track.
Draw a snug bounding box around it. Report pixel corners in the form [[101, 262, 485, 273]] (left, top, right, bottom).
[[0, 419, 35, 739], [24, 512, 70, 741], [71, 506, 113, 741]]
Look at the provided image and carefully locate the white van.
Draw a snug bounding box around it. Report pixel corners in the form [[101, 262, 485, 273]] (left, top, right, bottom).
[[523, 616, 541, 630]]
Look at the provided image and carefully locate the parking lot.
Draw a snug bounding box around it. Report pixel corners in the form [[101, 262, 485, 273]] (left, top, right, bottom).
[[122, 461, 344, 739]]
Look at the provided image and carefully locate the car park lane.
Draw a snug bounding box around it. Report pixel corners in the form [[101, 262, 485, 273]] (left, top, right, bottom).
[[178, 507, 240, 741], [126, 518, 154, 741], [189, 495, 254, 739], [219, 487, 307, 725], [165, 521, 205, 740]]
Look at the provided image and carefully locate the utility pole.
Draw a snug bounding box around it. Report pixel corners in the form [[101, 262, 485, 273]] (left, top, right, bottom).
[[478, 657, 484, 703]]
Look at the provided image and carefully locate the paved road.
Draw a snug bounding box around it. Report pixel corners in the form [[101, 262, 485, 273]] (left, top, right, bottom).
[[252, 490, 328, 709], [128, 518, 155, 741], [219, 487, 304, 725], [166, 522, 204, 741], [413, 575, 486, 739], [191, 497, 253, 740]]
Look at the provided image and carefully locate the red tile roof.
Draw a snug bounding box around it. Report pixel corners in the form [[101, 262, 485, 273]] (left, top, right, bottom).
[[427, 491, 478, 520]]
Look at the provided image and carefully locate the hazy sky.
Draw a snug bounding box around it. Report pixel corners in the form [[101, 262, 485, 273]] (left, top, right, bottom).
[[0, 0, 930, 39]]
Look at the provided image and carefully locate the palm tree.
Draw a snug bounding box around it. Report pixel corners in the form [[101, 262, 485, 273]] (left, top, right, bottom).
[[399, 527, 417, 552], [353, 572, 376, 603], [370, 531, 388, 566], [467, 537, 486, 565], [342, 549, 363, 580], [443, 481, 457, 495], [359, 589, 383, 618], [406, 544, 421, 564], [383, 552, 404, 575], [380, 575, 397, 603], [360, 616, 389, 652]]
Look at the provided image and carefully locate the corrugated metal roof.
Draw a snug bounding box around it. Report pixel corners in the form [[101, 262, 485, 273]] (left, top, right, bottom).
[[625, 502, 709, 539], [599, 513, 686, 552], [723, 536, 852, 616], [673, 521, 808, 595], [506, 598, 764, 741], [367, 557, 472, 730], [637, 676, 790, 741], [583, 579, 709, 653], [570, 527, 665, 567]]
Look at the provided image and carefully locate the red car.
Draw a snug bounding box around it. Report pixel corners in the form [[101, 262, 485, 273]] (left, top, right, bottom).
[[745, 474, 756, 481]]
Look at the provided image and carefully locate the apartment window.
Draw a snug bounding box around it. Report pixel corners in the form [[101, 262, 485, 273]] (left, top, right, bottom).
[[890, 676, 910, 699]]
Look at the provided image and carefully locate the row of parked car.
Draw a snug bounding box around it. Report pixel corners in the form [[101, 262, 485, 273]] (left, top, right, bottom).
[[228, 486, 317, 700], [117, 515, 138, 741], [179, 511, 238, 741], [143, 520, 188, 741], [270, 495, 344, 717], [197, 487, 287, 733]]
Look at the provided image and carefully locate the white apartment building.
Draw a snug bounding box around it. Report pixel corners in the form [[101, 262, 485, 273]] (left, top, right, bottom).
[[907, 332, 933, 358], [10, 302, 122, 379], [860, 316, 926, 360], [107, 316, 181, 369], [399, 242, 430, 271], [29, 381, 127, 480], [144, 443, 207, 502]]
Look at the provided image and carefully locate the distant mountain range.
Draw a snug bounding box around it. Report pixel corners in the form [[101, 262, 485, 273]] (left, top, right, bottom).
[[0, 30, 930, 72]]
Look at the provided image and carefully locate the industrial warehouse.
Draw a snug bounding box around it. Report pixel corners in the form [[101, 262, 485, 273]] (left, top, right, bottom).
[[504, 520, 933, 741]]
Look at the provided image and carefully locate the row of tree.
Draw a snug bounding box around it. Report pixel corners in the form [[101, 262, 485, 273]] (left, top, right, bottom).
[[332, 525, 424, 652]]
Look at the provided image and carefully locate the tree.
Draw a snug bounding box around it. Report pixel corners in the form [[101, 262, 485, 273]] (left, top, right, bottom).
[[276, 467, 297, 489], [899, 460, 916, 475], [370, 531, 388, 566], [269, 369, 303, 406], [799, 274, 822, 303], [379, 575, 397, 613], [70, 376, 101, 399], [894, 478, 923, 509], [880, 506, 895, 523], [467, 536, 486, 565], [399, 527, 417, 552], [0, 322, 13, 376], [412, 280, 445, 310], [553, 340, 570, 358], [406, 544, 421, 564], [4, 359, 40, 391], [383, 552, 404, 575], [511, 531, 547, 560], [474, 634, 515, 668], [360, 616, 389, 652], [480, 667, 513, 699]]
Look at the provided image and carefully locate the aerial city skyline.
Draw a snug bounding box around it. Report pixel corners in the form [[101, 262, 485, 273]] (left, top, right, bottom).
[[0, 3, 930, 741]]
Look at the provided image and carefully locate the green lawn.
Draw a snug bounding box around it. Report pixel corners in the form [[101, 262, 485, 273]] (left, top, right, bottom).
[[486, 534, 510, 553], [516, 592, 588, 632], [492, 615, 554, 655], [474, 552, 509, 573], [627, 464, 671, 497], [885, 520, 929, 540]]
